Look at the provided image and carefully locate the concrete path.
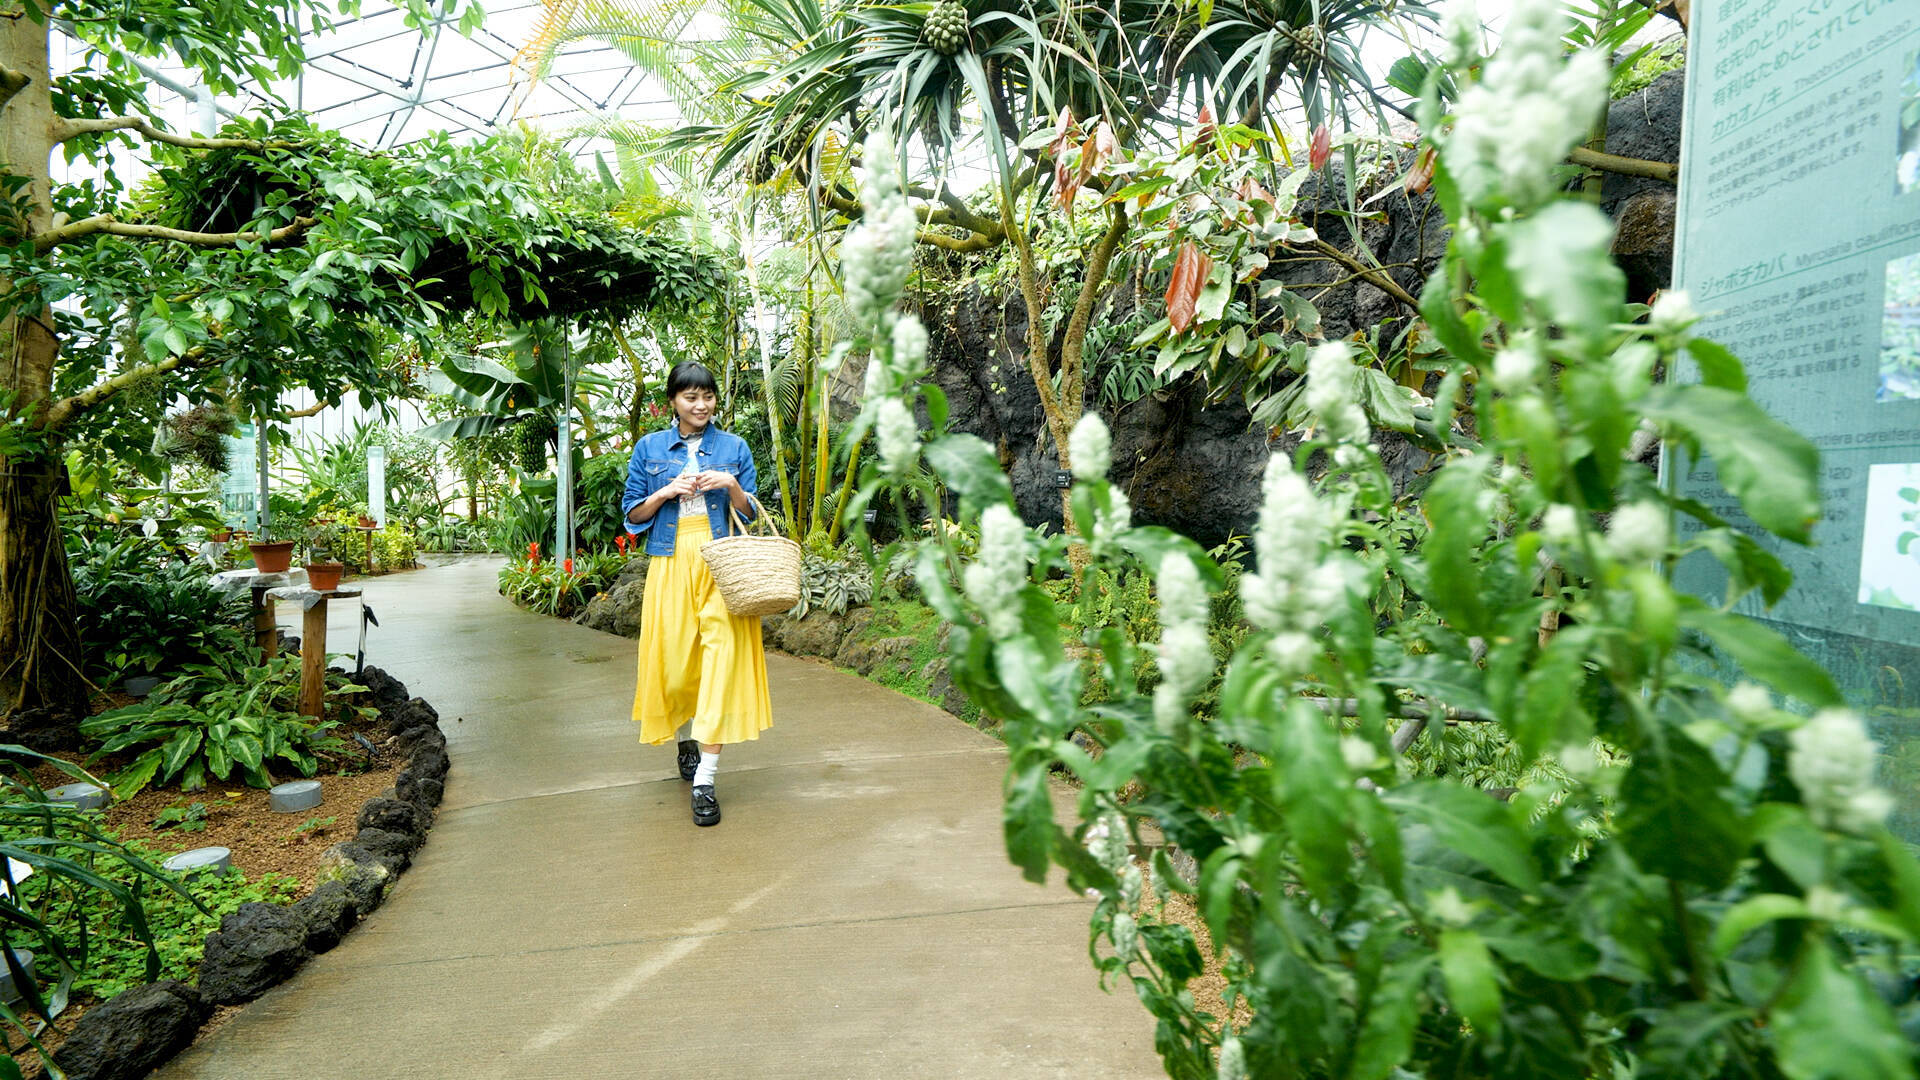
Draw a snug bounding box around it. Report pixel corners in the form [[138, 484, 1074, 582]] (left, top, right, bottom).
[[157, 556, 1163, 1079]]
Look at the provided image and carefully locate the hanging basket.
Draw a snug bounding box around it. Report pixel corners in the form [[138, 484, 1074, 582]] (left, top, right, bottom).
[[699, 496, 802, 617]]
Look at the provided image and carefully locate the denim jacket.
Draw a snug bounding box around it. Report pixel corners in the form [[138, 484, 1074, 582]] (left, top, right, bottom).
[[621, 424, 760, 556]]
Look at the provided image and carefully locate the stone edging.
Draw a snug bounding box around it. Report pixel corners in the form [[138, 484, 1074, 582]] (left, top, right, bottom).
[[44, 667, 450, 1080]]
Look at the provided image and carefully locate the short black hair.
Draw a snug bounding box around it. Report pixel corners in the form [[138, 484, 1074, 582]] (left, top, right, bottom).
[[665, 361, 718, 399]]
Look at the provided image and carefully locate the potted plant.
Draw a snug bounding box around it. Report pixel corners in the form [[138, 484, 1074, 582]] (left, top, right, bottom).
[[246, 532, 296, 574], [304, 547, 344, 592]]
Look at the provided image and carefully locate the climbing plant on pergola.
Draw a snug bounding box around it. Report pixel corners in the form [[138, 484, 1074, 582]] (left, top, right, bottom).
[[1, 96, 718, 727]]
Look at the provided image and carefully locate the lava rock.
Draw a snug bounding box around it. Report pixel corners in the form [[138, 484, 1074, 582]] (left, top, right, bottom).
[[406, 744, 451, 782], [573, 580, 647, 638], [357, 796, 427, 839], [318, 852, 394, 916], [52, 980, 208, 1080], [836, 633, 916, 677], [354, 824, 424, 861], [383, 697, 440, 737], [291, 880, 359, 954], [1611, 188, 1678, 300], [196, 903, 312, 1006], [4, 704, 84, 753], [356, 666, 411, 712], [1602, 67, 1686, 218], [395, 770, 445, 811], [780, 610, 849, 658], [394, 723, 446, 759], [921, 657, 973, 718]]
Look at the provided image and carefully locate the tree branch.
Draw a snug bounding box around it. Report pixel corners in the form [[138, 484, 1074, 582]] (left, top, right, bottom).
[[825, 187, 1001, 252], [1568, 146, 1678, 184], [35, 214, 316, 254], [0, 66, 28, 112], [284, 400, 331, 419], [47, 115, 298, 151], [42, 348, 208, 431], [1305, 238, 1422, 311]]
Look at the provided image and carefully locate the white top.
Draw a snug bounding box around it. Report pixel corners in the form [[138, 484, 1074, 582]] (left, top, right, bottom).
[[677, 432, 708, 518]]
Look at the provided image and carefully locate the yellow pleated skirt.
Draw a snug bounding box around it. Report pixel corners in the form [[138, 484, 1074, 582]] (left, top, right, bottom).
[[632, 512, 773, 746]]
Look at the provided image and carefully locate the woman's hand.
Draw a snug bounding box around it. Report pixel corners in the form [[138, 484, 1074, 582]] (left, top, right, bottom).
[[694, 470, 739, 493], [658, 474, 700, 500]]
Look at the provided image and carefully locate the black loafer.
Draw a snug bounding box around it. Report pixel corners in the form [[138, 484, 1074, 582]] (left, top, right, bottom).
[[676, 740, 700, 782], [691, 785, 720, 827]]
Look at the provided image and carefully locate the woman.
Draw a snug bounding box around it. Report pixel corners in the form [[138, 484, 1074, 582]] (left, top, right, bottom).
[[622, 361, 772, 826]]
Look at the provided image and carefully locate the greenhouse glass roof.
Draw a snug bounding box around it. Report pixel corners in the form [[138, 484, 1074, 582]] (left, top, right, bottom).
[[69, 1, 691, 156]]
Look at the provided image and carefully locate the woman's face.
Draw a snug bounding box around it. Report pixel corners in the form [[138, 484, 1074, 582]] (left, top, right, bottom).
[[671, 387, 717, 432]]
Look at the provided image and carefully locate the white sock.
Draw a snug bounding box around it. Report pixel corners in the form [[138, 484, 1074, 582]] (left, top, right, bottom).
[[693, 751, 719, 788], [675, 723, 690, 743]]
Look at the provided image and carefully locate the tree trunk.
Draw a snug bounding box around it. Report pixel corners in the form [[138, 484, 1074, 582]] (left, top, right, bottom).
[[1, 16, 86, 721]]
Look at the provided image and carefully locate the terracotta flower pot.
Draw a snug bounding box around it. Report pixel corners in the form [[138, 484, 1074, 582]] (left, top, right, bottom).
[[208, 529, 232, 543], [248, 541, 295, 574], [357, 516, 377, 529], [305, 561, 345, 592]]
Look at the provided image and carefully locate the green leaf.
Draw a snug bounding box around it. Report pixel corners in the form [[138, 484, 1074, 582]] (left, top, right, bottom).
[[1772, 941, 1913, 1080], [1419, 265, 1490, 367], [1616, 726, 1745, 888], [1680, 606, 1842, 708], [1643, 384, 1820, 543], [1004, 763, 1053, 884], [1385, 781, 1540, 890], [1418, 458, 1494, 637], [1358, 367, 1417, 432], [1347, 955, 1430, 1080], [1686, 338, 1747, 393], [1712, 893, 1812, 957], [1513, 626, 1595, 759], [924, 434, 1011, 512], [1437, 929, 1502, 1036], [1503, 201, 1624, 339], [1273, 700, 1352, 899]]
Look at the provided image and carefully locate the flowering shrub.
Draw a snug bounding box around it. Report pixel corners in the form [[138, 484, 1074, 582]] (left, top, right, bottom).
[[497, 548, 635, 618], [838, 7, 1920, 1077]]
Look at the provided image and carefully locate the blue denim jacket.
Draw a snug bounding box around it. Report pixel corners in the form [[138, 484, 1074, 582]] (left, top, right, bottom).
[[621, 424, 760, 556]]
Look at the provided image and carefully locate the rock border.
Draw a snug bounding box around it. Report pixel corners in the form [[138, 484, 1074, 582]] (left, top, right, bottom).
[[45, 667, 450, 1080]]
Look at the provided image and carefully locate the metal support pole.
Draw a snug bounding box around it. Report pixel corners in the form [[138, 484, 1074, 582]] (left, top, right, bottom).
[[256, 418, 270, 537], [556, 338, 574, 563]]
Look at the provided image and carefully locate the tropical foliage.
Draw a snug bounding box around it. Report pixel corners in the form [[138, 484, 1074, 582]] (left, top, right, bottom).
[[836, 5, 1920, 1072]]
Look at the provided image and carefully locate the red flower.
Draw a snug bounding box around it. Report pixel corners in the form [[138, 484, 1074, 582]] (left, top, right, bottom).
[[528, 542, 540, 563], [1309, 124, 1332, 171], [616, 534, 630, 553], [564, 558, 574, 575]]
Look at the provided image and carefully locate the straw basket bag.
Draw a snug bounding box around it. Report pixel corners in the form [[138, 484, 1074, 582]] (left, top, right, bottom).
[[699, 495, 803, 617]]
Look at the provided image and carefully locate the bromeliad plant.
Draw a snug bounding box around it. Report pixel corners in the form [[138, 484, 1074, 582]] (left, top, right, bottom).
[[839, 4, 1920, 1075]]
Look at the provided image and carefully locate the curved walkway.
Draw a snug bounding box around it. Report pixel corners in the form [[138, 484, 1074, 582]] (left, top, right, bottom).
[[158, 556, 1162, 1079]]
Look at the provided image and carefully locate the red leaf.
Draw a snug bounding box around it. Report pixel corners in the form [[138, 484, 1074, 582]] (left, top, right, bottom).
[[1405, 146, 1437, 195], [1188, 106, 1217, 151], [1066, 120, 1118, 215], [1236, 176, 1273, 206], [1309, 124, 1331, 171], [1049, 108, 1083, 213], [1165, 241, 1212, 334]]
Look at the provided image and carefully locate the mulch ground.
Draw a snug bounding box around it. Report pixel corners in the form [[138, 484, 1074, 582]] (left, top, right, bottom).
[[7, 676, 410, 1073]]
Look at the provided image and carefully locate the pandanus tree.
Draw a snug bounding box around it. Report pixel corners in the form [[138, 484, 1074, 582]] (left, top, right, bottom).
[[679, 0, 1430, 537]]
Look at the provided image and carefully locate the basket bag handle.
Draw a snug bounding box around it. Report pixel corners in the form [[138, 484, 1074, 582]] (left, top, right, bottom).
[[723, 493, 774, 538]]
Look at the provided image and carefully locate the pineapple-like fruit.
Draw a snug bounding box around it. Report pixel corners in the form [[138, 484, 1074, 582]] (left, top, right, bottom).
[[925, 1, 968, 56]]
